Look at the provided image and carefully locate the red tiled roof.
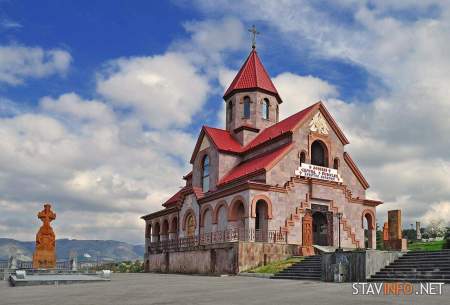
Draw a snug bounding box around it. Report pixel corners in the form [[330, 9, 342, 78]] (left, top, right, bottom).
[[243, 103, 317, 150], [162, 187, 185, 207], [163, 186, 204, 207], [218, 143, 293, 186], [204, 126, 243, 153], [223, 49, 281, 102]]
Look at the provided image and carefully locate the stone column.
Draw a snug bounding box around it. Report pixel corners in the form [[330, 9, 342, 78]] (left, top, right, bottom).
[[416, 221, 422, 240]]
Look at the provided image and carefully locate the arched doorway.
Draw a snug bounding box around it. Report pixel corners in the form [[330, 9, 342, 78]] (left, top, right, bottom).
[[255, 200, 268, 242], [312, 212, 329, 246], [202, 208, 213, 234], [311, 140, 328, 167], [186, 214, 196, 238], [161, 219, 169, 241], [363, 211, 375, 249], [236, 202, 245, 231], [153, 222, 160, 242], [170, 217, 178, 239]]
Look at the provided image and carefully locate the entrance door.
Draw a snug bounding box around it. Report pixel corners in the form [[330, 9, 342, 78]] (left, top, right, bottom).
[[312, 212, 329, 246]]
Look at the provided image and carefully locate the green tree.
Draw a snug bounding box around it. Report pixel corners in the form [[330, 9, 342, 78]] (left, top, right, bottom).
[[376, 223, 384, 250]]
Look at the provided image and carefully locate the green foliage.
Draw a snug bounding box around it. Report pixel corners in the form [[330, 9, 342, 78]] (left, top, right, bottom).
[[376, 230, 384, 250], [445, 228, 450, 249], [247, 257, 304, 274], [408, 240, 445, 252], [92, 260, 144, 273], [403, 229, 416, 241]]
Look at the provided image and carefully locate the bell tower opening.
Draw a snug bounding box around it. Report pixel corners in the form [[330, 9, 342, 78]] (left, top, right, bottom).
[[223, 47, 282, 146]]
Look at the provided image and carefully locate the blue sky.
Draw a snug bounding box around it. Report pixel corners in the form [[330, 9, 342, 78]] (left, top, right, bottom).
[[1, 1, 450, 243]]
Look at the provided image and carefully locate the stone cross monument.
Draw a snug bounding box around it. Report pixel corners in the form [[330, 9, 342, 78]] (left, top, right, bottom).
[[383, 210, 407, 251], [32, 203, 57, 269], [416, 221, 422, 240]]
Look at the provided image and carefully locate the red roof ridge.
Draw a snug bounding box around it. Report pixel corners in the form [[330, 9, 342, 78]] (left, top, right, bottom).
[[223, 49, 281, 103], [343, 152, 369, 189], [243, 102, 319, 151], [162, 185, 205, 207], [218, 143, 294, 186]]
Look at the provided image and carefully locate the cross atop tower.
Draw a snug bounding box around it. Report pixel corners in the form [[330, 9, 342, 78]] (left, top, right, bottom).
[[248, 25, 260, 49]]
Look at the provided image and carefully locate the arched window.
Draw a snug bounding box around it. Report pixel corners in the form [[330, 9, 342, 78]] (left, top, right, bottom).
[[202, 155, 210, 192], [227, 101, 233, 122], [300, 151, 306, 166], [186, 214, 196, 237], [262, 98, 269, 120], [333, 158, 340, 170], [276, 104, 279, 122], [243, 96, 250, 119], [311, 140, 328, 167]]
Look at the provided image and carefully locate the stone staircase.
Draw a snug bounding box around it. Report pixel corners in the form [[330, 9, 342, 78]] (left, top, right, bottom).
[[271, 255, 322, 280], [369, 249, 450, 283]]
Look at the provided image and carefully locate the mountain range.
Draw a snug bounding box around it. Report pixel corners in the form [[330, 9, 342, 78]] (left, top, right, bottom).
[[0, 238, 144, 262]]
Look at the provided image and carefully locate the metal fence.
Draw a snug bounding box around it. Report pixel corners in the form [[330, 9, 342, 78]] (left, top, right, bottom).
[[148, 228, 287, 254]]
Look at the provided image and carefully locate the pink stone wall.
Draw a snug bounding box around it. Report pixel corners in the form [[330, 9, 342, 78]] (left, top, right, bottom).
[[146, 242, 297, 274]]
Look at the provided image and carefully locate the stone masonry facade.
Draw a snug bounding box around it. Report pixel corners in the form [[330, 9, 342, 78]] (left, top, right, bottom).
[[142, 48, 382, 273]]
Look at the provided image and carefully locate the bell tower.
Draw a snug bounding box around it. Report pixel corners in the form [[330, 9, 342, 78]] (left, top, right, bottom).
[[223, 46, 282, 146]]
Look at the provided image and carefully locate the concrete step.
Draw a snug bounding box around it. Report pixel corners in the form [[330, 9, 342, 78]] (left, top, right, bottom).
[[278, 270, 321, 274], [368, 278, 450, 283], [371, 274, 450, 280], [401, 252, 450, 257], [288, 267, 321, 271], [373, 272, 450, 278], [405, 249, 450, 255], [271, 275, 321, 280], [397, 256, 450, 261], [291, 262, 321, 266], [380, 266, 450, 272], [390, 261, 450, 267]]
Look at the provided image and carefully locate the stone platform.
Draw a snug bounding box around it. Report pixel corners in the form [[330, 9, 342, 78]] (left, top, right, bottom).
[[9, 271, 111, 287]]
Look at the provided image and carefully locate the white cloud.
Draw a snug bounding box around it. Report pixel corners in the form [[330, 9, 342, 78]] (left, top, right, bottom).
[[422, 202, 450, 226], [273, 73, 338, 119], [0, 93, 194, 243], [0, 45, 71, 85], [96, 52, 210, 129], [0, 17, 247, 243]]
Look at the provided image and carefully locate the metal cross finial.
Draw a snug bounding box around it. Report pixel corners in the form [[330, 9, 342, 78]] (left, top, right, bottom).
[[248, 25, 260, 49]]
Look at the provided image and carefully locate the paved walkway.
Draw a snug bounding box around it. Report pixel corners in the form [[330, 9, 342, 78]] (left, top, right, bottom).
[[0, 273, 448, 305]]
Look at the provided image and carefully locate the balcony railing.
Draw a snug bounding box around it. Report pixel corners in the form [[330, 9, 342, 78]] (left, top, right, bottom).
[[148, 228, 287, 254]]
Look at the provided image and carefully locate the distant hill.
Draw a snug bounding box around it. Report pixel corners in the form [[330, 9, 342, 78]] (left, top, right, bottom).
[[0, 238, 144, 262]]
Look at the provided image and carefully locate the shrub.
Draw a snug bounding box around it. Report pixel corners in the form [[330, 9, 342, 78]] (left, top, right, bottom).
[[445, 228, 450, 249]]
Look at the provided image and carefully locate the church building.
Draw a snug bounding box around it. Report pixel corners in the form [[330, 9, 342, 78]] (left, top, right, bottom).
[[142, 44, 382, 273]]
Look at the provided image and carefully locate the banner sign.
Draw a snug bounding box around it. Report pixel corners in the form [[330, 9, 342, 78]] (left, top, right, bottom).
[[295, 163, 343, 183]]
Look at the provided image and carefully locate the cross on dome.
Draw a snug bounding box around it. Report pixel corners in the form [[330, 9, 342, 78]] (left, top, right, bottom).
[[248, 25, 260, 49]]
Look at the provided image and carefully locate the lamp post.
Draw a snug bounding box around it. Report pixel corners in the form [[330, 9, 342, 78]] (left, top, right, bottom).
[[336, 212, 343, 252]]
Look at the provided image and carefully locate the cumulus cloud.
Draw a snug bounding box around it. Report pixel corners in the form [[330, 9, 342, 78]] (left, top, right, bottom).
[[0, 17, 247, 243], [0, 93, 194, 243], [0, 45, 71, 85], [96, 53, 210, 129], [273, 73, 338, 119], [194, 0, 450, 227]]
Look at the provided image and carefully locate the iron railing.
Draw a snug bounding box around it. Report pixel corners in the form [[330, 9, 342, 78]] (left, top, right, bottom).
[[148, 228, 287, 254]]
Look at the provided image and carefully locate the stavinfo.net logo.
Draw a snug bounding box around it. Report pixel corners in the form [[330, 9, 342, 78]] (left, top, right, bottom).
[[352, 282, 444, 296]]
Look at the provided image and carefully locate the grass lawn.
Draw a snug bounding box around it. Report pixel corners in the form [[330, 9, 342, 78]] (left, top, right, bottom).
[[246, 257, 304, 274], [408, 240, 446, 251]]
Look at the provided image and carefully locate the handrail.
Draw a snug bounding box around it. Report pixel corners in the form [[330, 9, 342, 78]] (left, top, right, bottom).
[[148, 228, 287, 254]]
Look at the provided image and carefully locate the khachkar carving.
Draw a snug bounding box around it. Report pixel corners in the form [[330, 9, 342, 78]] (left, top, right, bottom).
[[300, 210, 315, 256], [309, 112, 329, 134], [32, 203, 56, 269]]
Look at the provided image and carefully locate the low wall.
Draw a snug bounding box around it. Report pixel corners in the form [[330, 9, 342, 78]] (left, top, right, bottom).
[[238, 242, 298, 272], [147, 243, 237, 274], [322, 250, 403, 282], [146, 242, 299, 275]]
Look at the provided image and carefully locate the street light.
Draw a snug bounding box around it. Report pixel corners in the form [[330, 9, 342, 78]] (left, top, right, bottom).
[[336, 212, 343, 252]]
